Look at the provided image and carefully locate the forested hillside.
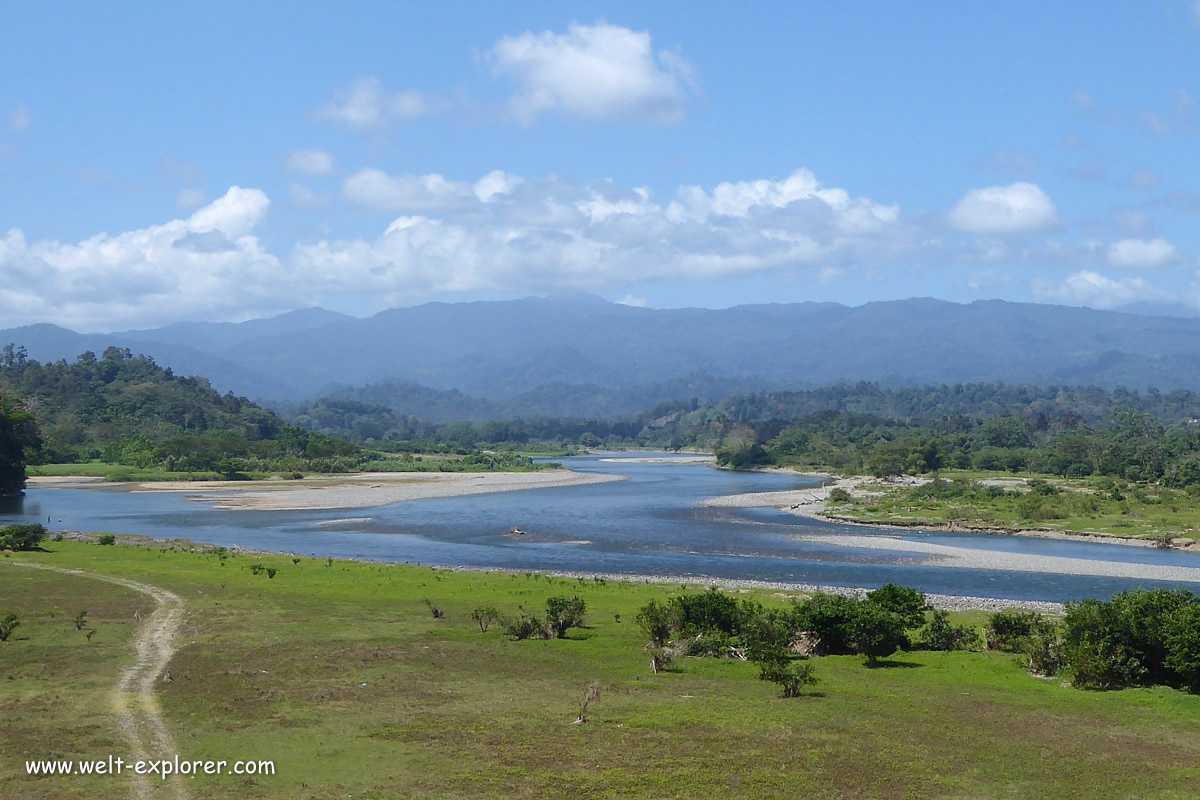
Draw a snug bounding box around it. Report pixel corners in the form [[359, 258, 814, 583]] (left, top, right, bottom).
[[0, 345, 363, 475]]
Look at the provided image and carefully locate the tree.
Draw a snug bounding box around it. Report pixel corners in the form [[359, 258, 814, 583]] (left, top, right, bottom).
[[0, 523, 46, 551], [471, 606, 499, 633], [0, 614, 19, 642], [636, 599, 673, 647], [545, 596, 586, 638], [852, 604, 907, 665], [793, 593, 862, 655], [0, 397, 40, 496], [866, 584, 929, 630], [750, 644, 819, 698]]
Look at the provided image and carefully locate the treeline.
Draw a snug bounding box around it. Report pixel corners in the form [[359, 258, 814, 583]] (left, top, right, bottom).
[[0, 345, 366, 476], [711, 406, 1200, 484]]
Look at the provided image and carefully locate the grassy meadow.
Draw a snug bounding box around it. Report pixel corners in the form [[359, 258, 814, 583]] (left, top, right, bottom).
[[3, 540, 1200, 799]]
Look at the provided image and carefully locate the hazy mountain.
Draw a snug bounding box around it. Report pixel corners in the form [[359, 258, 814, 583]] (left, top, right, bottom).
[[8, 297, 1200, 418]]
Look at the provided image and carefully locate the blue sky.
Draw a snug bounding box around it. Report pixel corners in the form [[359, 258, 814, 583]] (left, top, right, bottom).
[[2, 1, 1199, 329]]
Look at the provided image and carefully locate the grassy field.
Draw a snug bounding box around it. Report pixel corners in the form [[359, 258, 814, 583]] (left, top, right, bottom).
[[827, 471, 1200, 543], [4, 541, 1200, 799]]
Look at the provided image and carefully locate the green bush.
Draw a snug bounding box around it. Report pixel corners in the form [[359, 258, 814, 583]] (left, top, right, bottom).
[[0, 613, 19, 642], [0, 523, 46, 551], [828, 487, 852, 504], [792, 593, 862, 655], [545, 596, 586, 638], [668, 589, 745, 637], [852, 603, 907, 665], [96, 533, 116, 546], [502, 614, 549, 640], [635, 599, 672, 647], [866, 583, 929, 629], [918, 610, 979, 651], [986, 609, 1053, 653]]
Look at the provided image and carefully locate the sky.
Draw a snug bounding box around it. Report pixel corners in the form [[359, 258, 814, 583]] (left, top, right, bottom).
[[2, 1, 1200, 330]]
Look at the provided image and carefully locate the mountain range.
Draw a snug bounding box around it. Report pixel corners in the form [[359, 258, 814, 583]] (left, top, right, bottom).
[[5, 296, 1200, 420]]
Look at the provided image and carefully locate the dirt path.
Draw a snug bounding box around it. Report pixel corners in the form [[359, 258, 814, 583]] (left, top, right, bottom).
[[11, 563, 188, 800]]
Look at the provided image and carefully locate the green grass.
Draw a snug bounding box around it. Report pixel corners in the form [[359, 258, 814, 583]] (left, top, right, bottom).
[[4, 541, 1200, 798]]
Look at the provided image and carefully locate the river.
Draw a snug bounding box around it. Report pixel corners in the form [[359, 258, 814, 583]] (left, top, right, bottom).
[[4, 453, 1200, 603]]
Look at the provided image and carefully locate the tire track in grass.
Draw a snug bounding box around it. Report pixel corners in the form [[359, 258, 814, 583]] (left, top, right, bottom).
[[9, 562, 188, 800]]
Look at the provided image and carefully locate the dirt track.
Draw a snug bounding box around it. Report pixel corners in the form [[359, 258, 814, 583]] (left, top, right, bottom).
[[11, 563, 187, 800]]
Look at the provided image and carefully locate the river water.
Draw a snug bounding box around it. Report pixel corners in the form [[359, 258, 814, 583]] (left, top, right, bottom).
[[4, 453, 1200, 602]]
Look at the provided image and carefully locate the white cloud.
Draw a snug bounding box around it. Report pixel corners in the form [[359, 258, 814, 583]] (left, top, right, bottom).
[[616, 293, 647, 307], [473, 170, 523, 203], [949, 182, 1058, 233], [284, 148, 335, 175], [1128, 169, 1160, 188], [0, 187, 288, 329], [8, 105, 31, 131], [174, 188, 207, 210], [1033, 270, 1167, 310], [317, 77, 440, 131], [343, 169, 477, 212], [487, 22, 697, 124], [1107, 237, 1178, 269]]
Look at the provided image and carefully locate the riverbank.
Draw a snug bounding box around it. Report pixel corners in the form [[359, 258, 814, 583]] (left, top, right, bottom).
[[48, 530, 1063, 612], [29, 469, 625, 511]]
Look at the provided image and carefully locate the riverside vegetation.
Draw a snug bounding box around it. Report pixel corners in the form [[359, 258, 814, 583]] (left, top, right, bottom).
[[0, 346, 543, 490], [4, 540, 1200, 798]]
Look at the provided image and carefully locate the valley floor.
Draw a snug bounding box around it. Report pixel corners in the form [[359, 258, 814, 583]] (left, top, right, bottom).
[[4, 541, 1200, 799]]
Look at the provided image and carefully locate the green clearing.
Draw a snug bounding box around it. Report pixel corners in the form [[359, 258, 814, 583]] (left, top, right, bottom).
[[828, 472, 1200, 543], [4, 541, 1200, 799]]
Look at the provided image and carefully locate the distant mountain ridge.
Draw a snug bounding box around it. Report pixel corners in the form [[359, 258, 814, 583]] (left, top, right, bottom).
[[7, 296, 1200, 419]]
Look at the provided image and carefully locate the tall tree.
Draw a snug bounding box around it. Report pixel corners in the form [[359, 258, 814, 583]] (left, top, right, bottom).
[[0, 395, 40, 495]]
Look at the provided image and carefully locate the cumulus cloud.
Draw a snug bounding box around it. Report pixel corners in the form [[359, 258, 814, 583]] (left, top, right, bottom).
[[285, 148, 335, 175], [0, 187, 289, 329], [949, 182, 1058, 233], [1107, 237, 1178, 269], [1033, 270, 1167, 309], [486, 22, 698, 124], [317, 77, 441, 131], [293, 167, 905, 302], [343, 169, 479, 212], [8, 105, 31, 131]]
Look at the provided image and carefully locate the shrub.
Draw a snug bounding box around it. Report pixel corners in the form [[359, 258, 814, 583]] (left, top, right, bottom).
[[1024, 627, 1063, 676], [636, 599, 673, 647], [503, 614, 549, 640], [0, 614, 19, 642], [423, 599, 445, 620], [866, 583, 929, 629], [545, 596, 586, 638], [265, 568, 277, 579], [96, 534, 116, 546], [1061, 590, 1199, 690], [74, 610, 88, 631], [681, 630, 740, 658], [471, 606, 499, 633], [0, 523, 46, 551], [828, 487, 852, 504], [792, 593, 862, 655], [668, 589, 745, 637], [918, 609, 980, 651], [249, 563, 265, 576], [852, 604, 907, 665], [1165, 603, 1200, 690], [741, 608, 800, 662], [649, 647, 675, 674], [752, 644, 819, 698], [986, 609, 1053, 653]]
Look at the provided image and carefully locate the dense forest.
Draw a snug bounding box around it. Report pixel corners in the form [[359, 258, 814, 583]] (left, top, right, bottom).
[[0, 345, 365, 476]]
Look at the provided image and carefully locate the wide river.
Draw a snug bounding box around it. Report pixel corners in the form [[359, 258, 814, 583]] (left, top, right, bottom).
[[5, 453, 1200, 602]]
